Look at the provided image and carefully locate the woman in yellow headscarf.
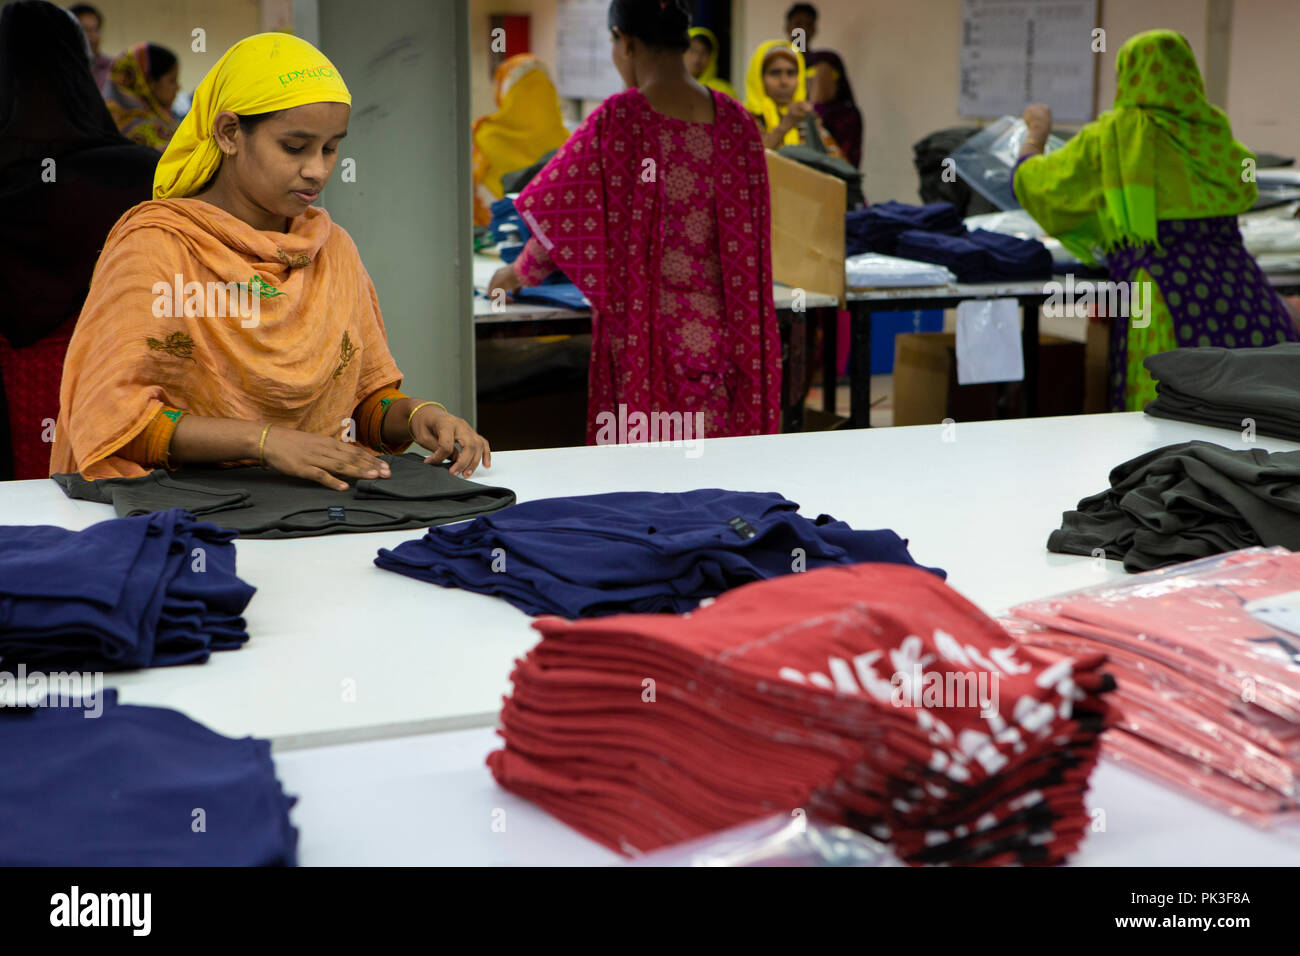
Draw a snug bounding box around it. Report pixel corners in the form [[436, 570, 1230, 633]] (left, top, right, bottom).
[[53, 32, 491, 485], [684, 27, 736, 100], [471, 54, 569, 227], [743, 39, 839, 155]]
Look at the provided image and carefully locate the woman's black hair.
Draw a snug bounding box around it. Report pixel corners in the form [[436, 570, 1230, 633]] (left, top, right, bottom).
[[67, 3, 102, 26], [236, 110, 284, 135], [785, 3, 818, 20], [608, 0, 691, 52], [690, 32, 713, 54], [144, 43, 176, 81]]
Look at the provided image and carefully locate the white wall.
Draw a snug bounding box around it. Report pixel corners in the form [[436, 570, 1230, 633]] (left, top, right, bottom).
[[91, 0, 262, 93]]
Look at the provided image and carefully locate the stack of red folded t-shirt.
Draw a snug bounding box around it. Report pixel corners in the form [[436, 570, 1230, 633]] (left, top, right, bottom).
[[1003, 547, 1300, 826], [488, 562, 1114, 864]]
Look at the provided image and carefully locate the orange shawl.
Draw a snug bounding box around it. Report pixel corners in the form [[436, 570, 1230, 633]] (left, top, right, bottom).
[[51, 199, 403, 479]]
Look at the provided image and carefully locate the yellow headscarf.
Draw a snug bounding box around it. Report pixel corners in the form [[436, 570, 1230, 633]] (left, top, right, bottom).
[[744, 40, 806, 147], [154, 33, 351, 199], [471, 54, 569, 226], [687, 27, 737, 100]]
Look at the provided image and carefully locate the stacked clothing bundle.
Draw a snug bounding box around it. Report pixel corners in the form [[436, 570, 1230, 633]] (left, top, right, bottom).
[[375, 489, 945, 617], [1144, 344, 1300, 440], [1047, 440, 1300, 572], [1004, 548, 1300, 826], [54, 454, 516, 539], [844, 201, 1052, 282], [488, 563, 1114, 864], [0, 689, 297, 864], [894, 228, 1053, 283], [845, 200, 962, 257], [0, 509, 255, 670]]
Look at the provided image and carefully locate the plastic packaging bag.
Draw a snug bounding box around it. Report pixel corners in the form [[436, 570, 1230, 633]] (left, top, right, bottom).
[[948, 116, 1067, 211], [1003, 547, 1300, 826], [845, 252, 955, 289], [626, 812, 903, 867]]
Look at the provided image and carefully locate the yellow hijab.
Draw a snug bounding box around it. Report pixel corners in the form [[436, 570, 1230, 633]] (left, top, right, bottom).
[[688, 27, 737, 100], [744, 40, 806, 147], [471, 54, 569, 227], [154, 33, 351, 199]]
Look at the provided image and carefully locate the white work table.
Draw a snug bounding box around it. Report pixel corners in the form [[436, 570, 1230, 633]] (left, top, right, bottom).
[[6, 412, 1300, 864]]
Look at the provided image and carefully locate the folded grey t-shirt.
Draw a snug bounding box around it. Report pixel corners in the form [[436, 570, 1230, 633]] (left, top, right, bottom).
[[52, 453, 516, 539]]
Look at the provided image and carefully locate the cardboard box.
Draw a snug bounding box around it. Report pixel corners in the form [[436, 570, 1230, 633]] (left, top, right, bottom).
[[893, 332, 1085, 426], [765, 149, 845, 306]]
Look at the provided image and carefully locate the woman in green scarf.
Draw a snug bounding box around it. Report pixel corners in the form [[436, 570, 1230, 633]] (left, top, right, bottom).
[[1014, 29, 1296, 412]]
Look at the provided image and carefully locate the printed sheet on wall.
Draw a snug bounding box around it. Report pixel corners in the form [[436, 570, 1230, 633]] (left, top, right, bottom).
[[959, 0, 1099, 124]]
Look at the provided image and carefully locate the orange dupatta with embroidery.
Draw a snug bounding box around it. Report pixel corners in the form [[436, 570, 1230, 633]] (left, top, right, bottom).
[[50, 198, 403, 479]]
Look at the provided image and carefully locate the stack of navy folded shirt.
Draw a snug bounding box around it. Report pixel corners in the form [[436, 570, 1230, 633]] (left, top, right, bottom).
[[894, 228, 1053, 283], [0, 509, 255, 670], [374, 489, 945, 617], [845, 200, 964, 256], [0, 689, 297, 865]]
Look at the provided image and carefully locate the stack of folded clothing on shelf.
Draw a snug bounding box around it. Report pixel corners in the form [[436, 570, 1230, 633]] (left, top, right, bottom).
[[1047, 440, 1300, 572], [844, 201, 1052, 282], [1143, 344, 1300, 440], [488, 562, 1114, 865], [0, 509, 255, 670], [1003, 548, 1300, 826], [845, 200, 963, 257], [375, 489, 945, 617], [0, 689, 297, 865], [894, 228, 1054, 283]]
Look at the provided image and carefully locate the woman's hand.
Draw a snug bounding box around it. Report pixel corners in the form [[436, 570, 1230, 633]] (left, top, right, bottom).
[[1021, 103, 1052, 140], [782, 99, 814, 129], [261, 426, 391, 491], [410, 404, 492, 478], [487, 264, 522, 303]]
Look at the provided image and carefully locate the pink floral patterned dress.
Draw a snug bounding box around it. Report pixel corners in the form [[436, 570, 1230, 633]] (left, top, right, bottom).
[[513, 87, 781, 444]]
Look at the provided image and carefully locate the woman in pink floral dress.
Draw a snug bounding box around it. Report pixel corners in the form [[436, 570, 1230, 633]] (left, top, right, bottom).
[[488, 0, 781, 444]]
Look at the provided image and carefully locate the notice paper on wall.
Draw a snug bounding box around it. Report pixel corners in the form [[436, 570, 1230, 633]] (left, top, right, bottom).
[[956, 298, 1024, 384], [959, 0, 1098, 124], [554, 0, 624, 101]]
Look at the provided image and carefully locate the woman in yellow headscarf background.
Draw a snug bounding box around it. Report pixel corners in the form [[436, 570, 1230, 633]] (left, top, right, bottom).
[[53, 32, 491, 485], [471, 54, 569, 227], [744, 39, 839, 155], [683, 26, 736, 100]]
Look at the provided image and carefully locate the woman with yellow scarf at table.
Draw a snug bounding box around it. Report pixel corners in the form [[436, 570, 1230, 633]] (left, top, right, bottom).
[[684, 26, 736, 100], [744, 39, 839, 155], [52, 32, 492, 486], [471, 54, 569, 227]]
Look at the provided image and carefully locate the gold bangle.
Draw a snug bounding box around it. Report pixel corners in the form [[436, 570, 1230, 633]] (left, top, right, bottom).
[[1023, 137, 1045, 151], [406, 401, 447, 441], [258, 423, 272, 468]]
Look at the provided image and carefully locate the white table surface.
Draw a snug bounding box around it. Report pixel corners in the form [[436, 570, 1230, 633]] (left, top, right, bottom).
[[471, 253, 838, 320], [8, 412, 1300, 864], [275, 724, 1300, 866], [6, 412, 1296, 749]]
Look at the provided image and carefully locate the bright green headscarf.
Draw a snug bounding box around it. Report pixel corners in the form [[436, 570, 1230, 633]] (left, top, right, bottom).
[[1014, 29, 1257, 266]]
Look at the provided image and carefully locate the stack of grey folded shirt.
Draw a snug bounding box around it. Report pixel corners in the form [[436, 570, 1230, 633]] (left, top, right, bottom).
[[1144, 344, 1300, 439], [1048, 440, 1300, 571], [52, 452, 515, 539]]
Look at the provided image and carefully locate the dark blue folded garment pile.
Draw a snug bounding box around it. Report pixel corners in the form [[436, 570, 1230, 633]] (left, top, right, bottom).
[[373, 489, 945, 618], [894, 227, 1053, 283], [0, 689, 297, 865], [845, 200, 963, 256], [0, 509, 255, 670]]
